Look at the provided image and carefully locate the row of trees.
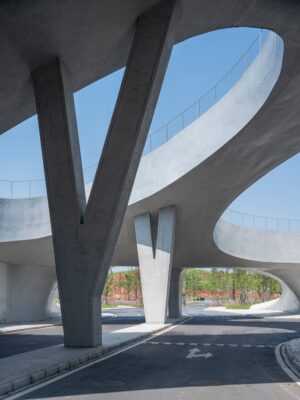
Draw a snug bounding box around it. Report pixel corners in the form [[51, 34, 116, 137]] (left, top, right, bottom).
[[102, 267, 281, 305], [183, 268, 281, 304], [103, 267, 142, 304]]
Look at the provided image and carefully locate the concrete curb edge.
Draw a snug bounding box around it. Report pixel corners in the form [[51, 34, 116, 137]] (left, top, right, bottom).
[[275, 342, 300, 387], [0, 316, 191, 398]]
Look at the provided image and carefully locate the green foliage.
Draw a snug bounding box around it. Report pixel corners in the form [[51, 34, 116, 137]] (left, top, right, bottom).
[[182, 268, 281, 304]]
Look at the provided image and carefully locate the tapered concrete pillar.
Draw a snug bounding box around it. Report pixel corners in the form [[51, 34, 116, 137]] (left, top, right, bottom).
[[0, 262, 56, 323], [168, 268, 183, 318], [32, 0, 181, 346], [134, 206, 176, 323]]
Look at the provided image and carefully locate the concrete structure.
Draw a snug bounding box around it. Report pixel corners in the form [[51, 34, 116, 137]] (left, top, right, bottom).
[[168, 268, 183, 318], [1, 1, 300, 345], [32, 0, 182, 347], [134, 206, 176, 323]]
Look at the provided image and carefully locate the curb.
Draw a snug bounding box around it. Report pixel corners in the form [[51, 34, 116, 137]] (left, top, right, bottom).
[[0, 321, 61, 335], [0, 317, 190, 398], [275, 342, 300, 387]]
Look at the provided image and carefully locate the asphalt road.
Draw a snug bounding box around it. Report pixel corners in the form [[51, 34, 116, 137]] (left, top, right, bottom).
[[0, 307, 145, 359], [14, 308, 300, 400]]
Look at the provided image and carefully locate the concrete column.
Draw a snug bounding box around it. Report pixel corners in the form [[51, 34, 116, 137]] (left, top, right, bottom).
[[32, 0, 181, 347], [168, 268, 183, 318], [0, 262, 7, 322], [0, 263, 56, 323], [134, 206, 176, 323]]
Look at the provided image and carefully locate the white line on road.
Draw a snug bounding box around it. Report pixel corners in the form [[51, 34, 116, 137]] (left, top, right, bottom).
[[4, 317, 193, 400]]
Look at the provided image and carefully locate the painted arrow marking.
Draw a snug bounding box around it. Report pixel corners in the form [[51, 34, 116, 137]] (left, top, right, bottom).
[[186, 348, 213, 359]]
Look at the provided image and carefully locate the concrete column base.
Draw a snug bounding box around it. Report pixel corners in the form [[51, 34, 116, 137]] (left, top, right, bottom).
[[0, 262, 56, 323]]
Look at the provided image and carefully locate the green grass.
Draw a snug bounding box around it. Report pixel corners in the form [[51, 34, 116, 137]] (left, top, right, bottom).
[[226, 303, 252, 310]]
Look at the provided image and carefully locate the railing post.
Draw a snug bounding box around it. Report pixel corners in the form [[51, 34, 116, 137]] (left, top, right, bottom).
[[259, 30, 262, 51]]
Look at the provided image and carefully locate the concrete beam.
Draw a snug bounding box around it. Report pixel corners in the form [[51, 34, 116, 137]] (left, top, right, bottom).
[[168, 268, 183, 318], [32, 0, 181, 347], [134, 206, 176, 323]]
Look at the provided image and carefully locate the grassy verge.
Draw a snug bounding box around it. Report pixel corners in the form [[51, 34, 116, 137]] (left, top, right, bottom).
[[226, 303, 252, 310]]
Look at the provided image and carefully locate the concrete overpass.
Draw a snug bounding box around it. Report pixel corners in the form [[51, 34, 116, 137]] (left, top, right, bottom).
[[0, 1, 300, 347]]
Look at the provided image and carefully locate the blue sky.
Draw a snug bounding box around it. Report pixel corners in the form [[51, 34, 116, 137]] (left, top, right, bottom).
[[0, 27, 297, 219]]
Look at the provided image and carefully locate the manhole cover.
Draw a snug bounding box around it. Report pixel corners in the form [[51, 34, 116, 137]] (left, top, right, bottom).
[[94, 379, 127, 387]]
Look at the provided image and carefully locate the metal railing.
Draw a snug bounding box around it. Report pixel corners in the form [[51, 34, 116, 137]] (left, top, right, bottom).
[[0, 29, 273, 199], [143, 29, 271, 154], [221, 208, 300, 233]]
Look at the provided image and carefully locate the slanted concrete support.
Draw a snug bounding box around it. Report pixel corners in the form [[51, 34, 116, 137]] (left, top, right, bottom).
[[0, 262, 56, 323], [168, 268, 183, 318], [134, 206, 176, 323], [32, 0, 181, 347]]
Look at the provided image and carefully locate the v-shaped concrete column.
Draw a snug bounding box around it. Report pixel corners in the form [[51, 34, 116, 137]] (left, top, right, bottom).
[[32, 0, 181, 347], [134, 206, 176, 323]]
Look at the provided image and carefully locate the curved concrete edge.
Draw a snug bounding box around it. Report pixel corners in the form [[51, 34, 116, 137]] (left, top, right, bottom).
[[275, 340, 300, 386], [0, 317, 191, 397], [0, 31, 282, 244], [250, 271, 300, 313], [214, 220, 300, 264]]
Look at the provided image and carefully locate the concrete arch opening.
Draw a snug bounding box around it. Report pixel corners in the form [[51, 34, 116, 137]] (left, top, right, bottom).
[[179, 268, 300, 318]]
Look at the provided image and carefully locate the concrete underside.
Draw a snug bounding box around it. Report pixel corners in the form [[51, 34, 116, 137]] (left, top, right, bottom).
[[0, 1, 300, 319]]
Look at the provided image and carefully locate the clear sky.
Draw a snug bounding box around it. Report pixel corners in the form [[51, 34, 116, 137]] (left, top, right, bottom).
[[0, 27, 297, 219]]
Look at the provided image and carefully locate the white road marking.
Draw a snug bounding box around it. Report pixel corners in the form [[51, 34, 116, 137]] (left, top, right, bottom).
[[4, 317, 193, 400], [186, 347, 213, 359]]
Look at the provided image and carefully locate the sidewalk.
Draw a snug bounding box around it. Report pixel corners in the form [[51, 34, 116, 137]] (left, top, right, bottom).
[[0, 318, 187, 397], [205, 306, 300, 318]]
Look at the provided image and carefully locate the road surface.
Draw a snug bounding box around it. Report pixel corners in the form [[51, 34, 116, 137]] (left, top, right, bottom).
[[0, 307, 145, 358], [11, 307, 300, 400]]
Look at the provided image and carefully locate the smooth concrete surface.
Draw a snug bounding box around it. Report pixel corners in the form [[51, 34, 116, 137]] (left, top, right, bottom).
[[0, 5, 300, 330], [135, 207, 176, 323], [168, 268, 183, 318], [31, 1, 181, 347], [0, 0, 296, 135], [0, 262, 56, 323]]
